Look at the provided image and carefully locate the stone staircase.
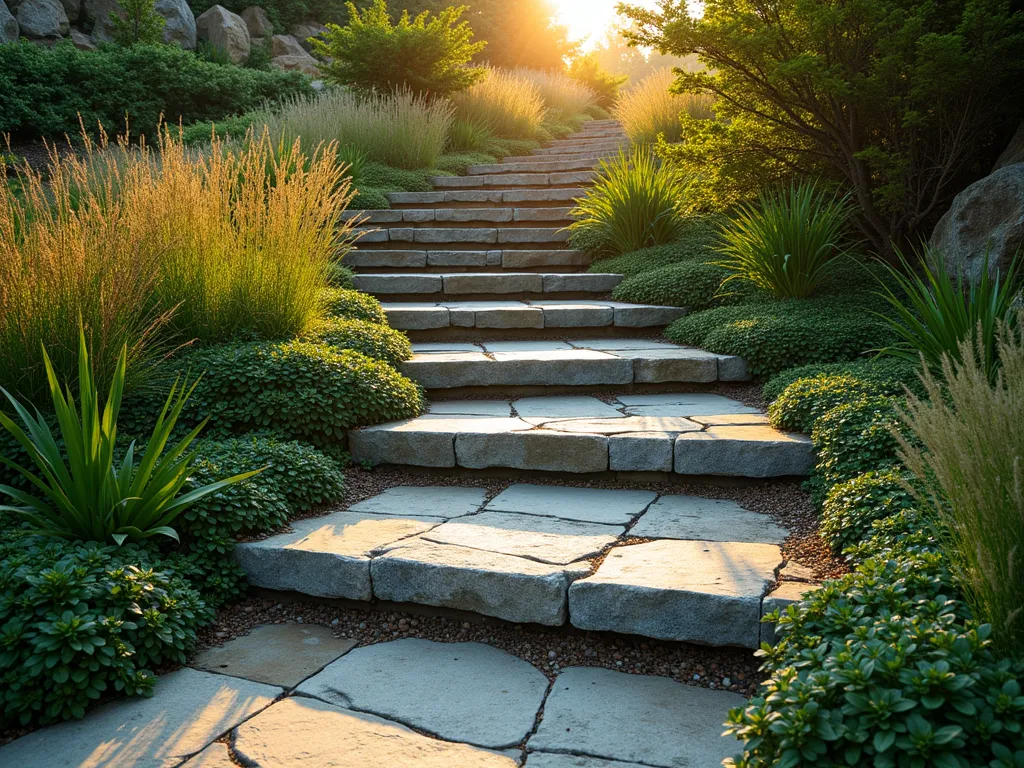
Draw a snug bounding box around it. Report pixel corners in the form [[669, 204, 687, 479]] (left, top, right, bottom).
[[235, 121, 819, 649]]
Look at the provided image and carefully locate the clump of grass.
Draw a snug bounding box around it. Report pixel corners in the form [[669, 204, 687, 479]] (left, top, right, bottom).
[[447, 117, 495, 152], [261, 87, 454, 170], [450, 68, 545, 139], [515, 67, 598, 117], [613, 68, 714, 144], [568, 148, 691, 256], [897, 314, 1024, 655]]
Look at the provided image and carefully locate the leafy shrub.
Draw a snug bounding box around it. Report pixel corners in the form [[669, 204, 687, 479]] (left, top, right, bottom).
[[357, 162, 436, 191], [809, 395, 905, 503], [587, 216, 724, 277], [300, 316, 411, 367], [179, 113, 261, 145], [260, 87, 454, 170], [767, 359, 922, 433], [0, 41, 311, 142], [483, 136, 542, 159], [820, 468, 917, 554], [164, 341, 423, 447], [666, 300, 892, 377], [328, 263, 355, 289], [611, 261, 732, 310], [349, 187, 392, 210], [451, 68, 546, 139], [717, 180, 853, 298], [568, 149, 691, 256], [0, 538, 209, 726], [568, 53, 627, 108], [613, 68, 714, 144], [515, 67, 598, 116], [321, 287, 388, 324], [878, 250, 1021, 380], [110, 0, 165, 45], [762, 357, 921, 403], [313, 0, 485, 95], [898, 315, 1024, 653], [432, 151, 497, 175], [725, 543, 1024, 768]]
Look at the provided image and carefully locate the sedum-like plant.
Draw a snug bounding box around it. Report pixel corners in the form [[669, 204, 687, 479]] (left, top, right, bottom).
[[568, 148, 691, 256], [877, 249, 1021, 380], [0, 329, 260, 545], [716, 180, 853, 299]]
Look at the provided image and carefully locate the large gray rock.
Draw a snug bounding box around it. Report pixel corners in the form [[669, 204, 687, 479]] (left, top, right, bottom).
[[525, 756, 643, 768], [14, 0, 68, 37], [0, 1, 19, 42], [994, 123, 1024, 171], [297, 639, 549, 748], [240, 4, 269, 36], [288, 20, 325, 50], [195, 4, 249, 63], [271, 31, 305, 56], [69, 27, 95, 49], [155, 0, 195, 48], [270, 51, 319, 75], [233, 697, 518, 767], [674, 425, 815, 478], [0, 668, 280, 768], [371, 538, 586, 625], [82, 0, 117, 40], [528, 667, 745, 768], [181, 743, 234, 768], [931, 163, 1024, 283], [456, 430, 609, 473], [57, 0, 77, 22], [568, 539, 783, 648]]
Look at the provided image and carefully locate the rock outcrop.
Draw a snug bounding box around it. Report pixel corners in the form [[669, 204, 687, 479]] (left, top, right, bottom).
[[13, 0, 68, 37], [195, 4, 249, 63], [240, 4, 270, 37], [154, 0, 195, 49], [0, 1, 19, 43]]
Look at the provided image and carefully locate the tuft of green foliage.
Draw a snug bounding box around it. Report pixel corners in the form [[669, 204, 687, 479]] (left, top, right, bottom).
[[328, 263, 356, 289], [587, 216, 723, 277], [349, 187, 392, 210], [432, 151, 497, 175], [568, 148, 691, 256], [611, 260, 733, 310], [716, 180, 853, 298], [313, 0, 486, 95], [179, 113, 261, 145], [0, 538, 210, 726], [820, 468, 917, 555], [163, 341, 424, 448], [109, 0, 165, 45], [568, 53, 627, 108], [321, 287, 388, 325], [358, 162, 436, 191], [300, 316, 412, 367], [446, 117, 496, 152], [762, 357, 921, 404], [0, 41, 312, 142], [451, 68, 546, 140], [613, 67, 714, 144], [666, 299, 893, 377]]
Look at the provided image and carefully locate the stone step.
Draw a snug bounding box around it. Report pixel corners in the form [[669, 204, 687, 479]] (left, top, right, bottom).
[[541, 137, 627, 150], [353, 226, 570, 250], [431, 171, 598, 190], [348, 394, 815, 478], [344, 249, 591, 272], [345, 207, 574, 226], [235, 481, 798, 647], [400, 340, 749, 390], [382, 299, 686, 336], [504, 150, 616, 163], [466, 157, 600, 175], [386, 189, 586, 209], [353, 272, 622, 300], [531, 142, 626, 156]]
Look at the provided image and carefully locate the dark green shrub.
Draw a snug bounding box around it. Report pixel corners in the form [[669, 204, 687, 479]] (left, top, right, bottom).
[[328, 263, 356, 289], [820, 468, 918, 554], [767, 359, 922, 433], [0, 42, 312, 141], [666, 300, 893, 378], [432, 151, 497, 175], [588, 217, 723, 277], [725, 543, 1024, 768], [321, 287, 388, 325], [0, 538, 209, 726], [762, 357, 921, 403], [808, 395, 905, 503], [167, 340, 423, 447], [358, 162, 435, 192], [567, 53, 627, 108], [300, 316, 412, 367], [178, 113, 261, 145], [349, 187, 392, 210], [483, 137, 541, 160], [611, 261, 733, 310]]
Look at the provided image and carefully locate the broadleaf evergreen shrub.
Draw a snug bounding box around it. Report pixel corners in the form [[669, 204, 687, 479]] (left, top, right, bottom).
[[321, 287, 388, 325], [300, 316, 412, 367], [820, 468, 917, 555], [610, 261, 733, 310], [762, 357, 921, 404]]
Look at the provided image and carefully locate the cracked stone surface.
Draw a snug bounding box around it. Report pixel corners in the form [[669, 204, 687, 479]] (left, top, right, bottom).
[[529, 667, 745, 768], [485, 483, 656, 525], [348, 485, 487, 519], [630, 494, 788, 544], [296, 639, 549, 748]]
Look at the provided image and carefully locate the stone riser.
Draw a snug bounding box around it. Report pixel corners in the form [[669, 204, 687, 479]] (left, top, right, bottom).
[[346, 208, 575, 227], [430, 172, 598, 189], [348, 265, 589, 275], [343, 250, 591, 271], [385, 189, 587, 209], [368, 291, 616, 303], [353, 273, 622, 297], [356, 241, 570, 251], [383, 302, 685, 333]]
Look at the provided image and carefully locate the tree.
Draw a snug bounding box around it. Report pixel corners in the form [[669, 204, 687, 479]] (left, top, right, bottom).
[[619, 0, 1024, 255], [567, 52, 627, 108], [110, 0, 166, 46], [313, 0, 486, 95]]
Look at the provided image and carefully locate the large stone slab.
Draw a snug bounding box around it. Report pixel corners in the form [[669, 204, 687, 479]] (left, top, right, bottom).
[[297, 639, 549, 748], [372, 539, 587, 625], [486, 484, 656, 525], [456, 430, 609, 473], [234, 510, 443, 599], [428, 399, 512, 416], [422, 510, 623, 565], [631, 494, 788, 544], [181, 743, 233, 767], [569, 540, 783, 647], [674, 426, 815, 477], [501, 250, 591, 269], [403, 350, 633, 389], [609, 348, 720, 384], [525, 755, 646, 768], [529, 667, 744, 768], [617, 393, 761, 417], [232, 697, 518, 767], [514, 395, 625, 423], [542, 273, 622, 293], [349, 485, 487, 519], [191, 624, 356, 688], [538, 303, 614, 327], [354, 274, 442, 294], [607, 432, 675, 472], [444, 273, 544, 294], [349, 415, 462, 467], [543, 416, 701, 434], [381, 303, 450, 330], [0, 668, 280, 768]]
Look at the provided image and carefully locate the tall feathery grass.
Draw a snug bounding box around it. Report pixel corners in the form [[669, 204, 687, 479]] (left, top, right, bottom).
[[613, 68, 714, 144], [897, 314, 1024, 655], [515, 67, 598, 117], [450, 68, 545, 139], [261, 87, 454, 170], [0, 129, 353, 405]]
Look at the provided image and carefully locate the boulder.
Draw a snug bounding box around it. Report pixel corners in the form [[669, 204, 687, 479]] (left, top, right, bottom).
[[288, 20, 325, 51], [84, 0, 119, 41], [195, 4, 249, 63], [271, 32, 303, 56], [994, 123, 1024, 172], [931, 163, 1024, 283], [0, 1, 18, 42], [58, 0, 77, 21], [155, 0, 195, 49], [69, 27, 95, 48], [270, 51, 319, 76], [240, 4, 270, 37], [13, 0, 68, 37]]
